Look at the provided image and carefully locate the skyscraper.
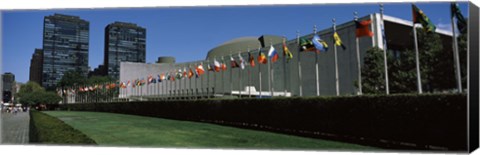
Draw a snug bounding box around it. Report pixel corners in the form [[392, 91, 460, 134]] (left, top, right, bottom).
[[30, 48, 43, 85], [104, 21, 146, 80], [42, 13, 89, 89], [2, 72, 15, 103]]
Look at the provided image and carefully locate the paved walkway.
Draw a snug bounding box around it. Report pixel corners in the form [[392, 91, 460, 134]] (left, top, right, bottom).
[[1, 111, 30, 144]]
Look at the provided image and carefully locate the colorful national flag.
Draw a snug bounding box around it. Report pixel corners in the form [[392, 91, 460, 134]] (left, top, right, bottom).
[[299, 37, 316, 52], [312, 35, 328, 52], [196, 64, 205, 75], [207, 63, 214, 72], [283, 38, 293, 63], [412, 4, 436, 33], [188, 68, 194, 79], [176, 69, 183, 79], [355, 20, 374, 37], [221, 63, 227, 71], [231, 56, 239, 68], [148, 75, 153, 84], [127, 80, 131, 87], [333, 32, 347, 50], [248, 51, 255, 67], [451, 2, 467, 33], [160, 73, 166, 82], [157, 74, 162, 82], [214, 59, 221, 72], [194, 67, 200, 78], [268, 45, 279, 63], [238, 53, 245, 70], [258, 49, 267, 64], [183, 68, 187, 77]]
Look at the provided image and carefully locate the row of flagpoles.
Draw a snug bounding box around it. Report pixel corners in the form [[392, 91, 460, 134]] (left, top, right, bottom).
[[59, 3, 466, 103]]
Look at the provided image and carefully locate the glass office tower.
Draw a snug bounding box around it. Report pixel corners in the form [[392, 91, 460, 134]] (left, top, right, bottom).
[[42, 13, 89, 89], [104, 21, 146, 80]]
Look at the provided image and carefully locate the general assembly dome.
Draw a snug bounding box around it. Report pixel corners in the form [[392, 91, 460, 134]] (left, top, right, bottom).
[[205, 35, 283, 60]]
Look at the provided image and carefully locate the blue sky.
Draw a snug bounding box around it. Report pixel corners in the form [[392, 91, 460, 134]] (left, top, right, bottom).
[[1, 2, 468, 83]]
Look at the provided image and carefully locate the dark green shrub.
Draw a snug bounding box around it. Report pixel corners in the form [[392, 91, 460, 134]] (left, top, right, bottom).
[[60, 94, 466, 150], [29, 110, 97, 144]]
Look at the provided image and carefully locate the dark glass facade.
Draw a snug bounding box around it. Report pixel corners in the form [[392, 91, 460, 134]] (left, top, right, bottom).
[[104, 22, 146, 80], [42, 13, 89, 89], [2, 72, 15, 103], [29, 48, 43, 85]]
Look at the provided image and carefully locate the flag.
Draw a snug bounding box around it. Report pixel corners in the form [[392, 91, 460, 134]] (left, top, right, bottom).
[[258, 49, 267, 64], [283, 38, 293, 62], [238, 53, 245, 69], [176, 69, 183, 79], [207, 63, 214, 72], [268, 45, 279, 63], [299, 37, 316, 52], [214, 59, 221, 72], [194, 67, 200, 78], [333, 32, 347, 50], [188, 68, 194, 79], [412, 4, 436, 33], [160, 73, 166, 82], [127, 80, 131, 87], [148, 75, 153, 84], [196, 64, 205, 75], [312, 35, 328, 52], [451, 2, 467, 33], [248, 51, 256, 67], [183, 68, 187, 77], [231, 56, 239, 68], [221, 63, 227, 71], [355, 20, 374, 37], [139, 79, 145, 86], [157, 74, 162, 82]]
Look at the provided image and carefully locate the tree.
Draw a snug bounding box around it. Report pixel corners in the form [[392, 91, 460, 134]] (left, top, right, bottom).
[[17, 81, 62, 105], [359, 47, 389, 94], [58, 70, 87, 87], [16, 81, 44, 98]]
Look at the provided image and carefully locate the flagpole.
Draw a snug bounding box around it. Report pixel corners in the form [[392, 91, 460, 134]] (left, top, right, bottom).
[[269, 42, 273, 97], [314, 25, 320, 96], [354, 12, 363, 95], [230, 54, 233, 96], [380, 4, 390, 95], [190, 64, 193, 99], [451, 4, 462, 93], [283, 36, 288, 97], [248, 47, 252, 98], [259, 48, 263, 98], [222, 56, 225, 96], [333, 19, 340, 96], [413, 22, 423, 94], [297, 30, 303, 97], [239, 52, 242, 98], [207, 60, 211, 98]]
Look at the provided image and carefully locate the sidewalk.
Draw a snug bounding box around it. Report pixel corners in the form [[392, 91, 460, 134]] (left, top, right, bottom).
[[1, 111, 30, 144]]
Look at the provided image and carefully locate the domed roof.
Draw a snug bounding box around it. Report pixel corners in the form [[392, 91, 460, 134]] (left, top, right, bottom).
[[205, 37, 261, 59]]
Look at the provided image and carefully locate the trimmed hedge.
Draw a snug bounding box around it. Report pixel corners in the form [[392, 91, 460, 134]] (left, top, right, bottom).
[[29, 110, 97, 144], [59, 94, 467, 150]]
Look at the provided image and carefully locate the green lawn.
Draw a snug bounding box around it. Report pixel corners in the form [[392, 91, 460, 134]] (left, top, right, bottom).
[[44, 111, 376, 150]]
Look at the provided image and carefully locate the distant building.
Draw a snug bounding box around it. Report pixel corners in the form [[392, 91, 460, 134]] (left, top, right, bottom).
[[88, 64, 107, 77], [30, 48, 43, 85], [2, 72, 15, 103], [42, 13, 89, 89], [118, 13, 455, 98], [104, 21, 146, 80]]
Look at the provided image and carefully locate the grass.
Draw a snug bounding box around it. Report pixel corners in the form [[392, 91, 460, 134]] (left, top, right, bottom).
[[29, 110, 96, 144], [43, 111, 376, 150]]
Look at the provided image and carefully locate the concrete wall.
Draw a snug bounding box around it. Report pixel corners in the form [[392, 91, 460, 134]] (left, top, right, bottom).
[[120, 14, 454, 97]]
